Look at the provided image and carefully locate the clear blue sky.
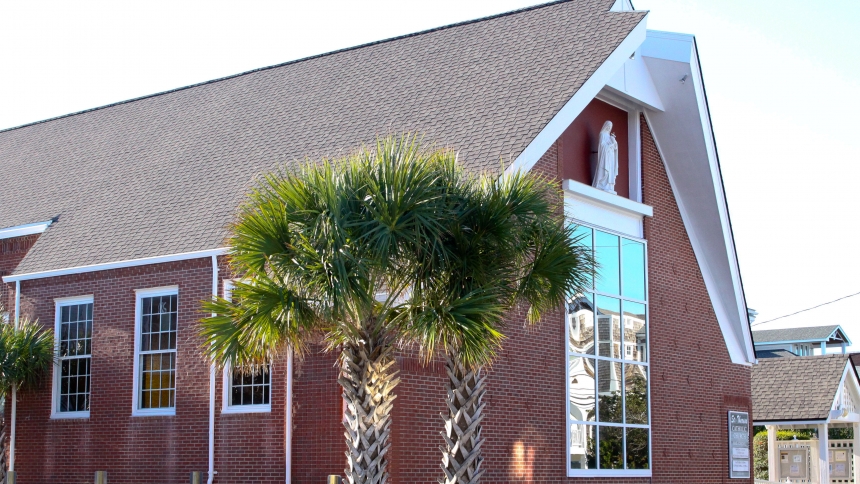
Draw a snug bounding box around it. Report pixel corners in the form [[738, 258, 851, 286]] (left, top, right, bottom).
[[2, 0, 858, 351]]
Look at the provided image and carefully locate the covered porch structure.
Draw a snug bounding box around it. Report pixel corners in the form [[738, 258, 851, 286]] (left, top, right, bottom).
[[753, 354, 860, 483]]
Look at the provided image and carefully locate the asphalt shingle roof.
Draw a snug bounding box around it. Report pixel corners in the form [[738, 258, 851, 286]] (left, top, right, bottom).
[[0, 0, 645, 275], [752, 354, 852, 422], [756, 349, 797, 359], [752, 325, 842, 344]]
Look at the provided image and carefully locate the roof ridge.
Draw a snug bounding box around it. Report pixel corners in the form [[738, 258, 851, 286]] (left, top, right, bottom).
[[0, 0, 579, 135]]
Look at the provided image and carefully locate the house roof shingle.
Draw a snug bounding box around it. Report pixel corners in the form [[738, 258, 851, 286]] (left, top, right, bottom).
[[752, 325, 845, 344], [0, 0, 645, 276], [751, 354, 851, 422]]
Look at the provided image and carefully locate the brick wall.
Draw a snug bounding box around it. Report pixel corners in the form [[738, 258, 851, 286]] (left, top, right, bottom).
[[0, 234, 39, 317], [4, 257, 289, 484]]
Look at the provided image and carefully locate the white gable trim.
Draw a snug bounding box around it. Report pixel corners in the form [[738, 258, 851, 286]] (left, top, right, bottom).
[[0, 220, 53, 240], [640, 31, 755, 365], [505, 15, 648, 175], [827, 362, 860, 423]]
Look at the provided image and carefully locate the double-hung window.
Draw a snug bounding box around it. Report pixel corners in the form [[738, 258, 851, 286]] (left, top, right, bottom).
[[567, 224, 650, 476], [53, 296, 94, 418], [133, 287, 178, 416], [222, 280, 271, 413]]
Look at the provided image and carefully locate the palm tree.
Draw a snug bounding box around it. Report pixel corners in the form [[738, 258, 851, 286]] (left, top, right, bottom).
[[200, 136, 463, 484], [0, 303, 55, 483], [396, 171, 592, 484]]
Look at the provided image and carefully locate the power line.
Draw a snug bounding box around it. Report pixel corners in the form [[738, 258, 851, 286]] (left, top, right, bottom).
[[751, 290, 860, 326]]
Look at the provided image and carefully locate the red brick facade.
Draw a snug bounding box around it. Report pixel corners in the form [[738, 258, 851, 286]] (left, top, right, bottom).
[[2, 117, 751, 483]]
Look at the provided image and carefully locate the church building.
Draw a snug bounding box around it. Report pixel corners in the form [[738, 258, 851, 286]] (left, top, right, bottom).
[[0, 1, 755, 482]]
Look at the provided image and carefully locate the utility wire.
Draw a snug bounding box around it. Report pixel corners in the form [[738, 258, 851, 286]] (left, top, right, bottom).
[[751, 290, 860, 326]]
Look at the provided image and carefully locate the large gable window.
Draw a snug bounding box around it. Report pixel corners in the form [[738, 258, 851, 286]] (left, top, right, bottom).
[[53, 296, 94, 418], [568, 224, 650, 476], [133, 287, 178, 416]]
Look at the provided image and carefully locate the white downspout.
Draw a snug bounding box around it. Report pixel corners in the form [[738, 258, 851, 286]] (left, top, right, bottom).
[[209, 255, 218, 484], [286, 348, 293, 484], [9, 280, 20, 474]]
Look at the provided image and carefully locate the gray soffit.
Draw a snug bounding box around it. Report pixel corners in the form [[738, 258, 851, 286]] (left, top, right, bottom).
[[0, 0, 644, 275], [752, 354, 851, 422], [753, 325, 850, 346]]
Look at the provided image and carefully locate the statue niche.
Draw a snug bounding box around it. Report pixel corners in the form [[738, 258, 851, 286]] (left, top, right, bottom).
[[592, 120, 619, 194]]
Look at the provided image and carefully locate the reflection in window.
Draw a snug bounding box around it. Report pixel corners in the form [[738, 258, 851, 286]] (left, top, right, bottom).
[[57, 302, 93, 414], [138, 293, 178, 411], [623, 302, 647, 362], [569, 225, 649, 474], [594, 231, 620, 295]]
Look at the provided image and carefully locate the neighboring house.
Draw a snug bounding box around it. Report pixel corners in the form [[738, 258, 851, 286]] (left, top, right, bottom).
[[753, 325, 852, 357], [0, 1, 756, 483], [752, 354, 860, 483]]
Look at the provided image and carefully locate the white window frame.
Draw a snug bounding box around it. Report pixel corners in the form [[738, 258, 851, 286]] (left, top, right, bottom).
[[51, 295, 94, 419], [566, 221, 651, 478], [132, 286, 179, 417], [221, 279, 272, 414]]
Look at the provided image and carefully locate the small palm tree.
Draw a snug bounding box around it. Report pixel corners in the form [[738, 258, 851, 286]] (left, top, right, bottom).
[[396, 171, 592, 484], [0, 303, 55, 479], [200, 136, 463, 484]]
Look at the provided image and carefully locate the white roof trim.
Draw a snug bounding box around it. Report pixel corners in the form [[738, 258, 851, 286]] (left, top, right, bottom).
[[0, 220, 53, 240], [562, 179, 653, 218], [640, 31, 755, 364], [505, 15, 648, 175], [610, 0, 635, 12], [2, 247, 227, 282]]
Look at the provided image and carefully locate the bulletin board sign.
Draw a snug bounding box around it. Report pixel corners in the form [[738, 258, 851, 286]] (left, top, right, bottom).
[[728, 411, 751, 479]]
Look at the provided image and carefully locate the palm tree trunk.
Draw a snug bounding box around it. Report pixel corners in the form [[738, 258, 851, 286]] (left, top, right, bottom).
[[440, 351, 486, 484], [339, 332, 399, 484]]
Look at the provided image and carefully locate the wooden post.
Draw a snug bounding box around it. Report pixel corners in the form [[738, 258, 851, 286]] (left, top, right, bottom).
[[819, 423, 830, 484], [94, 471, 107, 484], [853, 422, 859, 484], [767, 425, 779, 482]]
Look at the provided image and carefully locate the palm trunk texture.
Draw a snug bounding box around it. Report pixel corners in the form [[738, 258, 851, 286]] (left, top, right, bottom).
[[440, 352, 486, 484], [339, 334, 399, 484]]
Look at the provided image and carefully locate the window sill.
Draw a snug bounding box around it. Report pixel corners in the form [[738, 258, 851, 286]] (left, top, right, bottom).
[[568, 469, 651, 478], [51, 411, 90, 420], [132, 408, 176, 417], [562, 179, 653, 217], [222, 405, 271, 415]]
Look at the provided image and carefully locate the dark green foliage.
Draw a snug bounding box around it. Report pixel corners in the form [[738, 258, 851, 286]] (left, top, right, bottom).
[[585, 375, 648, 469], [753, 430, 768, 480], [0, 304, 55, 396]]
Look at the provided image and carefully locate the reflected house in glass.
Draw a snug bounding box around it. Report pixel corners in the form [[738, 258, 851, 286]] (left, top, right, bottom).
[[0, 1, 757, 482]]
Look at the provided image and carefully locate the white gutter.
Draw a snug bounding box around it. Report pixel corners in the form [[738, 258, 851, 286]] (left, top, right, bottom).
[[208, 255, 218, 484], [286, 348, 293, 484], [2, 248, 228, 283], [9, 281, 20, 474], [0, 220, 53, 240]]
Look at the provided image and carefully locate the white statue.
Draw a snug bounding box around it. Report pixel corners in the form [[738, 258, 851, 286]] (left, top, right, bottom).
[[592, 120, 619, 194]]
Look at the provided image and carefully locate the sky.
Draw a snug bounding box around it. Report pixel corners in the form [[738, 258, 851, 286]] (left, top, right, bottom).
[[1, 1, 859, 352]]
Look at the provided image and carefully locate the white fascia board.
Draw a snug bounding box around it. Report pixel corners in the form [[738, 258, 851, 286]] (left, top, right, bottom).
[[2, 248, 228, 282], [610, 0, 635, 12], [756, 338, 846, 346], [0, 220, 53, 240], [640, 31, 755, 365], [605, 48, 665, 111], [752, 419, 828, 426], [505, 15, 648, 176]]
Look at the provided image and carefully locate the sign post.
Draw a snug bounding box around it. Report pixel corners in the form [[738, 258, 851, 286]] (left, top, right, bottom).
[[728, 411, 751, 479]]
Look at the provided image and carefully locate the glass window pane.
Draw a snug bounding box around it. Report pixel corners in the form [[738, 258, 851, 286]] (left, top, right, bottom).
[[595, 296, 621, 359], [594, 231, 620, 295], [569, 356, 596, 423], [622, 301, 647, 362], [568, 294, 594, 355], [622, 240, 645, 300], [571, 423, 596, 470], [598, 426, 624, 469], [625, 364, 649, 425], [572, 226, 593, 289], [597, 358, 623, 424], [626, 428, 649, 469]]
